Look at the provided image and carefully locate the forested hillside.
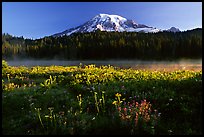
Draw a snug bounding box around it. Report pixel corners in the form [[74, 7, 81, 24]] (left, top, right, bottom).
[[2, 28, 202, 60]]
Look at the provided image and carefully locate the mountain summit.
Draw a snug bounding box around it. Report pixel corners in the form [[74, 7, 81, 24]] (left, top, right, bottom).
[[166, 27, 181, 33], [52, 13, 161, 37]]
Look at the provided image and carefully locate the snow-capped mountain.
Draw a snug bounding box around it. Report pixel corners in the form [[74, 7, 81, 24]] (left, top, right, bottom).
[[52, 13, 161, 37], [165, 27, 181, 33]]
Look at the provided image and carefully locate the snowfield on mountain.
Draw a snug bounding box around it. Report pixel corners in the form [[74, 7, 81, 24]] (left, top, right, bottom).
[[52, 13, 180, 37]]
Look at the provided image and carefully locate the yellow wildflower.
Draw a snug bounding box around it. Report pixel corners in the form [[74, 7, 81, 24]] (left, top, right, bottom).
[[115, 93, 121, 97], [112, 101, 117, 105]]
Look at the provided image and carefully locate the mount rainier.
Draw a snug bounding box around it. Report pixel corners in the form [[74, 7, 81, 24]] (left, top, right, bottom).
[[52, 13, 179, 37]]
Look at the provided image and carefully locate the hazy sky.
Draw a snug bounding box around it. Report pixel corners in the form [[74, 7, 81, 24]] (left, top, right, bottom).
[[2, 2, 202, 39]]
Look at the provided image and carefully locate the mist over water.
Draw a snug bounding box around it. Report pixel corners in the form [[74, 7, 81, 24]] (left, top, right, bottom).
[[6, 59, 202, 71]]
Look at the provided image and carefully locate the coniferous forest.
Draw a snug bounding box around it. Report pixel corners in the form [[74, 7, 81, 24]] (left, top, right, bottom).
[[2, 28, 202, 60]]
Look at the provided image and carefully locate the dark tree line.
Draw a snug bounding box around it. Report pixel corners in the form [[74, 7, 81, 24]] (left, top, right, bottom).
[[2, 28, 202, 60]]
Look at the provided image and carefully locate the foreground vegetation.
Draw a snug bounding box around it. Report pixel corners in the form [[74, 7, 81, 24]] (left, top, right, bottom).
[[2, 60, 202, 135]]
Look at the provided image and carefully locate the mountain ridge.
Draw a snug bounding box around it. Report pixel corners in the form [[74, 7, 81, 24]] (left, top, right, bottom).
[[52, 13, 163, 37]]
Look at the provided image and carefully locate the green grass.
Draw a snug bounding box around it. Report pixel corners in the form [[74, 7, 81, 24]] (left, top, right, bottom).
[[2, 61, 202, 135]]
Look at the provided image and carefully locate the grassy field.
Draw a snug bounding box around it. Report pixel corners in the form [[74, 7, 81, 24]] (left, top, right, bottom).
[[2, 60, 202, 135]]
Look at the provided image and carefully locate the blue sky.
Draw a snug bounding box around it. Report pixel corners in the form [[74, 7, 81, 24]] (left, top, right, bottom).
[[2, 2, 202, 39]]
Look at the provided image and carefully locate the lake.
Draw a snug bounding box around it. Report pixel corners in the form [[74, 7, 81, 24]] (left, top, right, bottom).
[[6, 59, 202, 71]]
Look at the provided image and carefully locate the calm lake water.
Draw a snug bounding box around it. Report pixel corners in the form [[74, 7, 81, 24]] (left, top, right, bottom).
[[6, 59, 202, 71]]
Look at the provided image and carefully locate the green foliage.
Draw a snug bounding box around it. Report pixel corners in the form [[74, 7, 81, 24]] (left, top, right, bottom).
[[40, 75, 57, 89], [2, 64, 202, 135], [2, 60, 9, 68]]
